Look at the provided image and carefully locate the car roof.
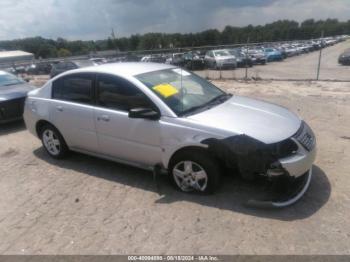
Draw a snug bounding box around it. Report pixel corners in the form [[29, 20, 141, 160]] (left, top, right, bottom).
[[67, 62, 176, 77]]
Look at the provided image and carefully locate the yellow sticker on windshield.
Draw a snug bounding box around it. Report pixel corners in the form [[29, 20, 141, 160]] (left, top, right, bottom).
[[153, 83, 179, 98]]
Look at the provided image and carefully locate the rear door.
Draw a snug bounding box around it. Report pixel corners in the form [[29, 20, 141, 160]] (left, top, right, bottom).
[[50, 73, 99, 152], [94, 73, 162, 166]]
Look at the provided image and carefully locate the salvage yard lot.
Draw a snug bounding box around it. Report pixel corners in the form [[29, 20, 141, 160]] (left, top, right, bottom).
[[196, 39, 350, 81], [0, 78, 349, 255]]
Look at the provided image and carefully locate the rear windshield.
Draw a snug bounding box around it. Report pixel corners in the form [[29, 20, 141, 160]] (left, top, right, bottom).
[[74, 60, 95, 67]]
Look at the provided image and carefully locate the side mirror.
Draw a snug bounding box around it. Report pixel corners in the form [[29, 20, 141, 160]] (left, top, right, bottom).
[[129, 108, 160, 120]]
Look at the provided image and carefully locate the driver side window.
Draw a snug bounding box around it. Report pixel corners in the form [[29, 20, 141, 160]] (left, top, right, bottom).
[[97, 74, 155, 112]]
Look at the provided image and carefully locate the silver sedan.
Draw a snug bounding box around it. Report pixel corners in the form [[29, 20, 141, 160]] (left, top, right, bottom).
[[24, 62, 316, 207]]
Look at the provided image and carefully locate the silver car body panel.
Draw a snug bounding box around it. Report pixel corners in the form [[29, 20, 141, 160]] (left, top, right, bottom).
[[279, 139, 317, 177], [24, 62, 316, 179], [204, 50, 237, 68], [186, 95, 301, 144]]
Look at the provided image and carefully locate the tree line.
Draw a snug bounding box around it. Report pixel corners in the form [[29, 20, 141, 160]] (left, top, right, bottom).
[[0, 18, 349, 59]]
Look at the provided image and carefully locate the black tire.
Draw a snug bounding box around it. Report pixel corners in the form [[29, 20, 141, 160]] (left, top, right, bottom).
[[169, 149, 221, 194], [40, 124, 69, 159]]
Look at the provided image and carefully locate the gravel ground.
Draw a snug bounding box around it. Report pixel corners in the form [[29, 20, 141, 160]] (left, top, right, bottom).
[[195, 39, 350, 81], [0, 79, 349, 255]]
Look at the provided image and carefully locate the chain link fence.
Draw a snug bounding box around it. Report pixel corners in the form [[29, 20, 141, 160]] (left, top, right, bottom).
[[1, 37, 349, 82]]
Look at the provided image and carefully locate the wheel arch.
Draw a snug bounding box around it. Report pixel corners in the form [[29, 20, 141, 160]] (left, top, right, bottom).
[[165, 144, 209, 169], [35, 120, 63, 140]]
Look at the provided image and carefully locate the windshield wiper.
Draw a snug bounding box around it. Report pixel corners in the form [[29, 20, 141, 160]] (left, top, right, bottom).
[[206, 93, 232, 106], [180, 93, 232, 117]]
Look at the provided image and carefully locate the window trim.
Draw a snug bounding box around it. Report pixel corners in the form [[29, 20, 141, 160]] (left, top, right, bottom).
[[95, 73, 160, 114]]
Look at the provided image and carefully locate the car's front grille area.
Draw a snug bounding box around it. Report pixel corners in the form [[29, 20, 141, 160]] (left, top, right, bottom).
[[0, 98, 25, 120], [267, 138, 298, 159], [293, 121, 315, 151]]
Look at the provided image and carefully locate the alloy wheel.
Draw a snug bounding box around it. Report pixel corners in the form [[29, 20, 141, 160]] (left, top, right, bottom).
[[173, 161, 208, 192], [42, 129, 61, 156]]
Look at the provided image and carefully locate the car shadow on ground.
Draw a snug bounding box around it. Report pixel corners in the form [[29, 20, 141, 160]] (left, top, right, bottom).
[[34, 147, 331, 221], [0, 120, 26, 136]]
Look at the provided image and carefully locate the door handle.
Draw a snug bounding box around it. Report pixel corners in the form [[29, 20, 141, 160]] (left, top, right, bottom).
[[56, 105, 63, 112], [97, 115, 110, 122]]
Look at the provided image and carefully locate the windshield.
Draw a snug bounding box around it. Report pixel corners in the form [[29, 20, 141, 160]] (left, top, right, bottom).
[[213, 50, 230, 57], [135, 68, 229, 116], [0, 72, 25, 87]]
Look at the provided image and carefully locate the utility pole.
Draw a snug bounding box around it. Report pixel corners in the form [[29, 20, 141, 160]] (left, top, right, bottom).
[[111, 28, 119, 54], [316, 31, 324, 81], [245, 37, 250, 80]]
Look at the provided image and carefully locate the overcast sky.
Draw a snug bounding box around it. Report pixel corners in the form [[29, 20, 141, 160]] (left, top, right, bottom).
[[0, 0, 349, 41]]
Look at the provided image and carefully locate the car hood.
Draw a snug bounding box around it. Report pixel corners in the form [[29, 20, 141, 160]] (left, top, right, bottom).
[[0, 83, 34, 101], [187, 96, 301, 144]]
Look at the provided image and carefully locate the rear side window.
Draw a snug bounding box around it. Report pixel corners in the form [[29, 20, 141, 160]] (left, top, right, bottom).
[[52, 73, 94, 105], [97, 74, 153, 112]]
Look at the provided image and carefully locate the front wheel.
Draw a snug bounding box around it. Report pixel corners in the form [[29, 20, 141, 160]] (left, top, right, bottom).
[[169, 150, 221, 194], [40, 124, 69, 159]]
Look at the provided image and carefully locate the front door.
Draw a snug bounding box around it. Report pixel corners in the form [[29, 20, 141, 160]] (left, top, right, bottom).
[[94, 73, 162, 166]]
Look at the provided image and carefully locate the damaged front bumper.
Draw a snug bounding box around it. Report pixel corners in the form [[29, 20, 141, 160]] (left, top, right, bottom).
[[250, 124, 316, 208], [203, 121, 316, 208], [247, 168, 312, 208], [268, 140, 317, 179]]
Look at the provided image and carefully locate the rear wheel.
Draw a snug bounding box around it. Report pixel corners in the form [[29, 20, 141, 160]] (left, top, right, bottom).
[[40, 124, 69, 159], [169, 150, 221, 194]]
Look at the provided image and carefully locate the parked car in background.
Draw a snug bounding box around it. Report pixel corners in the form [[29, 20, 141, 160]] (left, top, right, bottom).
[[141, 55, 166, 63], [24, 62, 316, 207], [284, 46, 299, 57], [338, 49, 350, 65], [264, 48, 284, 62], [13, 65, 26, 74], [182, 51, 206, 70], [205, 50, 237, 69], [165, 53, 185, 67], [226, 49, 253, 67], [246, 49, 267, 65], [26, 62, 52, 75], [0, 70, 34, 123], [90, 57, 108, 65], [275, 47, 288, 59], [123, 54, 141, 62], [50, 60, 96, 78]]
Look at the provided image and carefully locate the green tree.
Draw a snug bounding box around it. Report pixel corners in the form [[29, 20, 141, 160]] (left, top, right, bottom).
[[57, 48, 72, 57]]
